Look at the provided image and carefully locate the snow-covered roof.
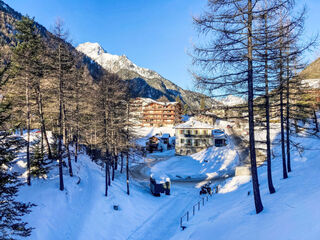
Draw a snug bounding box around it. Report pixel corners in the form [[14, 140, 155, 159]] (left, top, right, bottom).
[[150, 173, 170, 184], [212, 129, 227, 139], [174, 118, 214, 129], [141, 98, 179, 106], [161, 133, 170, 138]]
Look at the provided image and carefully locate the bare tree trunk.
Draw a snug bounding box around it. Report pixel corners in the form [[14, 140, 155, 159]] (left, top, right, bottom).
[[279, 43, 288, 179], [105, 160, 108, 197], [314, 110, 319, 133], [111, 154, 115, 181], [264, 12, 275, 194], [286, 56, 291, 173], [75, 134, 78, 163], [36, 88, 53, 159], [66, 138, 73, 177], [26, 78, 31, 186], [126, 151, 130, 195], [58, 44, 64, 191], [108, 159, 111, 186], [40, 126, 44, 158], [248, 0, 263, 214], [63, 104, 73, 177], [126, 102, 130, 195], [120, 152, 124, 174]]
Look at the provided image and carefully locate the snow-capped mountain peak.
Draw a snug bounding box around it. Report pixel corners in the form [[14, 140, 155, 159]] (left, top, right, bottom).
[[76, 42, 162, 79], [221, 95, 246, 106]]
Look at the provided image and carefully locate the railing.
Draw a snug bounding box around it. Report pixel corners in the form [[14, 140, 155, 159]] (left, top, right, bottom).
[[179, 187, 218, 230]]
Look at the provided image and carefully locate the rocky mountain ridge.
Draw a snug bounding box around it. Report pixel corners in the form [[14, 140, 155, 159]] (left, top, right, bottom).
[[76, 42, 213, 109]]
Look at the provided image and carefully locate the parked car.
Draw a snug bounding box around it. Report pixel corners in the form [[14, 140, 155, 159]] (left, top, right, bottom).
[[150, 173, 170, 196]]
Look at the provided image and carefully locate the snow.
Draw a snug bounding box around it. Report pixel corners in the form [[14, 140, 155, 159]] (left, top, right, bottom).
[[301, 78, 320, 89], [170, 132, 320, 240], [220, 95, 246, 106], [175, 118, 214, 129], [134, 126, 176, 147], [76, 42, 163, 80], [12, 118, 320, 240], [151, 135, 239, 181]]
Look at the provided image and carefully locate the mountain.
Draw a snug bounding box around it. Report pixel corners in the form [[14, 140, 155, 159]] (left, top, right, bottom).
[[299, 57, 320, 89], [76, 42, 212, 109], [220, 95, 246, 106], [300, 57, 320, 80], [0, 1, 211, 109]]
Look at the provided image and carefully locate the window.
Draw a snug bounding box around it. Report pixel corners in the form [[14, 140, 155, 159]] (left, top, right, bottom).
[[187, 139, 192, 146], [195, 139, 199, 146], [181, 139, 185, 144], [203, 130, 207, 135], [180, 130, 184, 134], [195, 130, 199, 135]]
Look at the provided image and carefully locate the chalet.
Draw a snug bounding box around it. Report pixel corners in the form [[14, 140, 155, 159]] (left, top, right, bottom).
[[174, 118, 214, 155], [142, 100, 182, 127], [146, 135, 162, 152], [130, 98, 182, 127]]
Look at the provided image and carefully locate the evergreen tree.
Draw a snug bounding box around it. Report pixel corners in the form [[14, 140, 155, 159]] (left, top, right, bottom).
[[0, 43, 34, 240]]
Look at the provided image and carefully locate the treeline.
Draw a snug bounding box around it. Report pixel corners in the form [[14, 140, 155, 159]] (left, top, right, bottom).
[[192, 0, 318, 213], [0, 15, 134, 239]]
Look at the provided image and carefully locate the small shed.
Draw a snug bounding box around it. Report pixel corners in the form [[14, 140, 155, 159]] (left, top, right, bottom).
[[150, 173, 171, 196]]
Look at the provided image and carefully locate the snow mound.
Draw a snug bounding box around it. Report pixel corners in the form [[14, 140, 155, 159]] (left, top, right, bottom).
[[77, 42, 162, 79], [151, 142, 239, 181]]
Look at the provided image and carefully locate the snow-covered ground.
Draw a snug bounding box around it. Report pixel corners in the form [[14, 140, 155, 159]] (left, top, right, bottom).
[[13, 118, 320, 240], [170, 133, 320, 240], [150, 137, 239, 181], [16, 151, 200, 240]]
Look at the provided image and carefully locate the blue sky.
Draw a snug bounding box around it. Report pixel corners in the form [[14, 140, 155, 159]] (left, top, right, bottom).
[[6, 0, 320, 90]]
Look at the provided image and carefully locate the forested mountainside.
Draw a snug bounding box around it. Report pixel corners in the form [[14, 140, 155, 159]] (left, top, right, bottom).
[[0, 0, 103, 80], [300, 56, 320, 80], [0, 0, 212, 109]]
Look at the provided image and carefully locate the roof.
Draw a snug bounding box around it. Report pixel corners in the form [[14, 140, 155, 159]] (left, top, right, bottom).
[[212, 129, 227, 139], [140, 98, 179, 106], [174, 117, 214, 129], [161, 133, 170, 138]]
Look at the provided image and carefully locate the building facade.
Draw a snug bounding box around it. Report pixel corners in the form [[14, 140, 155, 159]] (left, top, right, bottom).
[[175, 118, 214, 155], [130, 98, 182, 127]]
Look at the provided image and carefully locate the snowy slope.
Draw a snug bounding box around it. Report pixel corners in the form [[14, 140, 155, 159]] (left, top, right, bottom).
[[16, 152, 199, 240], [151, 138, 239, 181], [170, 133, 320, 240]]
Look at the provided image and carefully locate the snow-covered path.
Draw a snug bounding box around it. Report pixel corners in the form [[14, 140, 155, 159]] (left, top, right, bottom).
[[126, 185, 198, 240]]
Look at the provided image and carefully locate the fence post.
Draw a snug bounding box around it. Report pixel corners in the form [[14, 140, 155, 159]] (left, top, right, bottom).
[[187, 211, 189, 221], [198, 201, 200, 211], [206, 195, 208, 201], [180, 217, 182, 228], [193, 205, 195, 216], [202, 198, 204, 206]]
